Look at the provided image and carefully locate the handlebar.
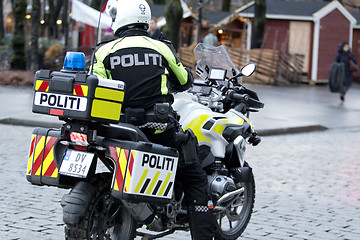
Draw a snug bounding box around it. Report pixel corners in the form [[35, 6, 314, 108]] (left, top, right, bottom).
[[228, 91, 264, 109], [228, 92, 250, 102]]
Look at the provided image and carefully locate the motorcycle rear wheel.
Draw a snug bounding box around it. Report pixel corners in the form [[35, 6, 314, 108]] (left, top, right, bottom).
[[214, 163, 255, 240], [64, 174, 137, 240]]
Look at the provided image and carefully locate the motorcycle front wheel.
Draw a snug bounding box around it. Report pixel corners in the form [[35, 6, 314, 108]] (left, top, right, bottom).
[[63, 174, 137, 240], [214, 163, 255, 240]]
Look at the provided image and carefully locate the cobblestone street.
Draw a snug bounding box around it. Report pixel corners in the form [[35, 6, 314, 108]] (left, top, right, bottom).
[[243, 126, 360, 239], [0, 124, 359, 239], [0, 125, 67, 239]]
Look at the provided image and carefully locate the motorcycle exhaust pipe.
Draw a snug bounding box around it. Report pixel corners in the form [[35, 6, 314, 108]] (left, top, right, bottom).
[[120, 200, 165, 232], [120, 200, 154, 224], [147, 215, 165, 232]]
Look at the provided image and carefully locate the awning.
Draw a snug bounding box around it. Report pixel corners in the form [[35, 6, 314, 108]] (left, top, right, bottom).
[[71, 0, 112, 29]]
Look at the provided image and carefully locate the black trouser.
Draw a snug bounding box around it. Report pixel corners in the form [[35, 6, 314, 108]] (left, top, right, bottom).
[[142, 125, 215, 240]]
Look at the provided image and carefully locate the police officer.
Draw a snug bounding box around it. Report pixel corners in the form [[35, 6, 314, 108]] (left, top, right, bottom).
[[92, 0, 215, 239]]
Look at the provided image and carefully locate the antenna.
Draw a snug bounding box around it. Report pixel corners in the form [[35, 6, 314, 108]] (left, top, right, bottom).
[[90, 0, 108, 75]]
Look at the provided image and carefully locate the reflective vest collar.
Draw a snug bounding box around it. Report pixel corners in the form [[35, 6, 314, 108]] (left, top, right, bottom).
[[118, 28, 149, 38]]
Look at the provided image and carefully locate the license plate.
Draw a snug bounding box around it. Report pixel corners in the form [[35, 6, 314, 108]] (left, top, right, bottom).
[[59, 150, 94, 178]]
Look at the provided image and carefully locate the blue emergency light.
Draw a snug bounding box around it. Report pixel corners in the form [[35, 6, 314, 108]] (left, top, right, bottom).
[[63, 52, 86, 71]]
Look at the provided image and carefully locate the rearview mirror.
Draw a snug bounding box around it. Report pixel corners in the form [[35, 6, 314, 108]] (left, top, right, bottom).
[[241, 63, 256, 77]]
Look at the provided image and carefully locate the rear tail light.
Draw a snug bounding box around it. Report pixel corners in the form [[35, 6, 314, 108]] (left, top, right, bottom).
[[70, 132, 88, 146]]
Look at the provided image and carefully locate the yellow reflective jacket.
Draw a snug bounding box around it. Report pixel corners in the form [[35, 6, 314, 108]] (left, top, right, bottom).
[[91, 31, 193, 110]]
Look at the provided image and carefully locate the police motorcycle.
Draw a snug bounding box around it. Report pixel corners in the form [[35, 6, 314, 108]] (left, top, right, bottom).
[[26, 43, 263, 240], [172, 43, 264, 239]]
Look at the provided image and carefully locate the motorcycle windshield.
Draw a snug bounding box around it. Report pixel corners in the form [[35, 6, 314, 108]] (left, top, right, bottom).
[[193, 43, 241, 84]]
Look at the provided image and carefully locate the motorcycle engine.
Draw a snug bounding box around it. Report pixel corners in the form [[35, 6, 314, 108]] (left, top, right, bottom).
[[208, 173, 237, 203]]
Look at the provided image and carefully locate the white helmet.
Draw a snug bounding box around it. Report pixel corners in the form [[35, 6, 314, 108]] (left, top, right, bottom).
[[106, 0, 151, 35]]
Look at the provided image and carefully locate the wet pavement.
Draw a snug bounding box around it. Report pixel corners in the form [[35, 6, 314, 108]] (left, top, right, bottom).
[[248, 83, 360, 134]]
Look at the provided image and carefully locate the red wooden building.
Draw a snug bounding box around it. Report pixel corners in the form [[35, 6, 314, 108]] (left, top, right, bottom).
[[218, 0, 357, 82], [350, 11, 360, 81]]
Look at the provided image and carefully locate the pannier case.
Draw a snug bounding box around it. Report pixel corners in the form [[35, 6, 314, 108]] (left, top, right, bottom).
[[26, 127, 61, 186], [106, 139, 179, 205], [32, 70, 125, 123]]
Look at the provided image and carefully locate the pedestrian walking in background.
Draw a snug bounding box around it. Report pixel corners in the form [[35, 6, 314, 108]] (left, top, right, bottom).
[[335, 41, 358, 103], [148, 17, 167, 40], [203, 27, 219, 46]]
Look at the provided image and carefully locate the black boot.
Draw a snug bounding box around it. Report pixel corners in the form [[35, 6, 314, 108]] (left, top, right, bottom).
[[188, 205, 215, 240]]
